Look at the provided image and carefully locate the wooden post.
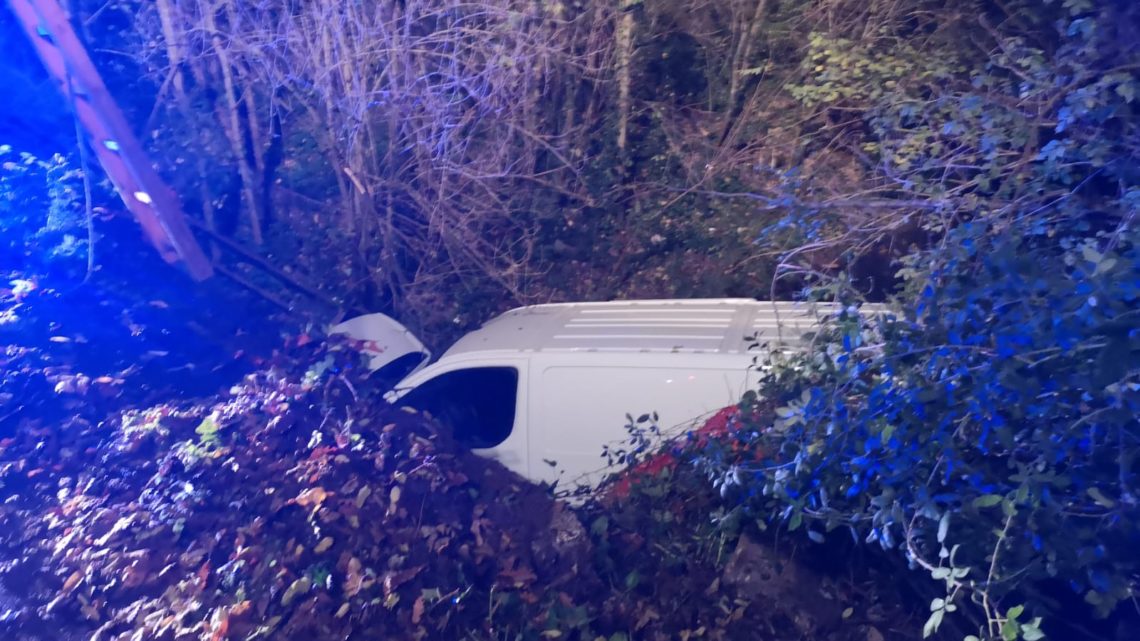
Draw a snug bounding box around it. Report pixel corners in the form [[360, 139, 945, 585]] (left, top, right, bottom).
[[6, 0, 214, 280]]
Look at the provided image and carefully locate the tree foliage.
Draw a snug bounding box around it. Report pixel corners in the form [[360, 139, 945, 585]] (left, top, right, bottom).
[[686, 1, 1140, 639]]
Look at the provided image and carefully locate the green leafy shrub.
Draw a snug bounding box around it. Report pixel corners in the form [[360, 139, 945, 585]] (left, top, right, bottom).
[[701, 220, 1139, 640], [0, 145, 89, 272]]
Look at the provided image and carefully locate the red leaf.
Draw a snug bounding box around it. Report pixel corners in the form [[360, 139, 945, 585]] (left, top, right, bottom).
[[197, 560, 212, 588], [411, 596, 425, 624], [209, 616, 229, 641]]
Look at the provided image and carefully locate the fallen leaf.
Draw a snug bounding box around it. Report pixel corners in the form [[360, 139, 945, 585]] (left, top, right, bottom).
[[296, 487, 330, 508], [62, 570, 83, 593], [383, 565, 424, 596], [197, 560, 211, 587], [412, 596, 425, 624], [497, 557, 538, 588], [281, 577, 311, 606], [80, 601, 100, 621], [387, 486, 401, 515], [230, 601, 252, 618], [635, 607, 660, 630], [9, 279, 36, 299], [315, 537, 335, 554], [94, 515, 135, 546], [209, 615, 229, 641], [355, 486, 372, 508], [344, 557, 364, 598]]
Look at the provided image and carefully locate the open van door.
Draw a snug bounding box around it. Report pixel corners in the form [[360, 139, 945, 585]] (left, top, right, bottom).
[[331, 313, 431, 388]]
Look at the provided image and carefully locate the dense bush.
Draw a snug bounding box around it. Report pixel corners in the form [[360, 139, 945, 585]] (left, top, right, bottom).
[[698, 221, 1138, 638], [0, 146, 89, 274], [689, 1, 1140, 639]]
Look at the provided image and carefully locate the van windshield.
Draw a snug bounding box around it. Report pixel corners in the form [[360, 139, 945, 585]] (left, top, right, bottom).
[[398, 367, 518, 449]]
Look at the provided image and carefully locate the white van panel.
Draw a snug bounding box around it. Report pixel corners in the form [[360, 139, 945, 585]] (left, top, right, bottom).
[[382, 299, 888, 492], [332, 313, 430, 374], [530, 364, 749, 489]]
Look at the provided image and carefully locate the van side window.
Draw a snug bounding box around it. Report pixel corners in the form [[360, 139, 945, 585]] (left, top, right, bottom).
[[398, 367, 519, 449]]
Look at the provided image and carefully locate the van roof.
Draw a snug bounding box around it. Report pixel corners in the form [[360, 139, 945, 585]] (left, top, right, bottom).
[[439, 298, 864, 359]]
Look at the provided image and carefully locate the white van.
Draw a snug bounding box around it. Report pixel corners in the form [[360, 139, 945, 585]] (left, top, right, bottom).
[[335, 299, 853, 491]]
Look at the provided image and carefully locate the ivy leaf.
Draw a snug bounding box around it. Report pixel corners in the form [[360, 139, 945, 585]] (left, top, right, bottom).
[[922, 608, 944, 638], [973, 494, 1003, 508], [1022, 618, 1045, 641], [788, 511, 803, 531], [1001, 619, 1020, 641], [624, 570, 640, 590], [1086, 487, 1115, 509]]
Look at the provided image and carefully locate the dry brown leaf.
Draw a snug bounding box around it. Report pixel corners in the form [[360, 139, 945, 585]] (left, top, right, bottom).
[[230, 601, 252, 618], [197, 560, 211, 587], [93, 514, 135, 546], [411, 596, 425, 624], [315, 537, 334, 554], [281, 577, 311, 606], [344, 557, 364, 598], [387, 486, 401, 516], [209, 615, 229, 641], [61, 569, 83, 593], [497, 558, 538, 588], [355, 486, 372, 508], [296, 487, 330, 508]]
